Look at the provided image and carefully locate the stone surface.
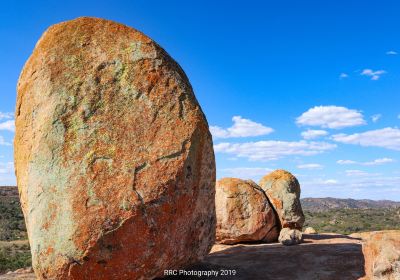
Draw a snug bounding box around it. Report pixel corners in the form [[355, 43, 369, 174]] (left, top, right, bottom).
[[215, 178, 279, 244], [0, 271, 36, 280], [304, 227, 317, 234], [161, 233, 365, 280], [15, 17, 215, 280], [358, 230, 400, 280], [278, 228, 303, 246], [259, 170, 305, 230]]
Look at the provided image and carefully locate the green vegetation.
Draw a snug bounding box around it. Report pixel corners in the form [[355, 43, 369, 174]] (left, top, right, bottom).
[[0, 195, 27, 241], [304, 208, 400, 235], [0, 241, 31, 273], [0, 188, 30, 273]]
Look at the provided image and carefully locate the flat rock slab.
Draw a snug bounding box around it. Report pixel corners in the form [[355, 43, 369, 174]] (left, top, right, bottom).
[[161, 234, 366, 280], [0, 273, 36, 280], [1, 234, 366, 280]]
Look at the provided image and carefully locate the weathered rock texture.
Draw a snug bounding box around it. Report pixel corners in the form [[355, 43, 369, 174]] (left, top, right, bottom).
[[15, 17, 216, 280], [359, 231, 400, 280], [304, 227, 317, 234], [278, 228, 303, 246], [215, 178, 279, 244], [259, 170, 305, 230]]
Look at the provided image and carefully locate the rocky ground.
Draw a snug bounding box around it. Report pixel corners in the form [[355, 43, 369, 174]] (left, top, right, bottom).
[[2, 233, 366, 280]]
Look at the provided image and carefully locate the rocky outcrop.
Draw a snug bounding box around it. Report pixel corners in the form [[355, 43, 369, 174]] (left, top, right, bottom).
[[215, 178, 279, 244], [278, 228, 303, 246], [359, 231, 400, 280], [15, 17, 215, 280], [259, 170, 305, 230]]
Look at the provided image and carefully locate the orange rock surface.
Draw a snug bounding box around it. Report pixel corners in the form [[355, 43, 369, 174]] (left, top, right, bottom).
[[215, 178, 279, 244], [15, 17, 216, 279], [357, 230, 400, 280], [259, 170, 305, 230]]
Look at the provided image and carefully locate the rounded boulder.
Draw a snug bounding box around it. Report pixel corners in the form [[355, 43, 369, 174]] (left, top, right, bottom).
[[215, 178, 279, 244], [259, 170, 305, 230], [15, 17, 216, 280]]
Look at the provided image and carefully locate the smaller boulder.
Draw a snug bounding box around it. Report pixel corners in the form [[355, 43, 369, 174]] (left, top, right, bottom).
[[279, 228, 303, 246], [216, 178, 279, 244], [304, 227, 317, 234], [259, 169, 305, 230]]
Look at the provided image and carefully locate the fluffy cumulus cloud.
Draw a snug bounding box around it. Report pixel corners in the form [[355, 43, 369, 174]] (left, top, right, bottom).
[[337, 158, 395, 166], [296, 106, 366, 129], [0, 120, 15, 132], [210, 116, 273, 139], [332, 127, 400, 151], [0, 136, 11, 146], [371, 114, 382, 123], [301, 129, 328, 140], [361, 69, 386, 80], [214, 140, 336, 161], [219, 167, 272, 179], [297, 163, 323, 170]]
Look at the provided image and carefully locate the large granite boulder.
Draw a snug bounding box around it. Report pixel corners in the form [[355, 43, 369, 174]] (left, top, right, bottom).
[[14, 17, 216, 280], [215, 178, 279, 244], [259, 170, 305, 230]]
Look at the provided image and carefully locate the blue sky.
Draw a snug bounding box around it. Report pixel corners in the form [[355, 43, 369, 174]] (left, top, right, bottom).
[[0, 1, 399, 199]]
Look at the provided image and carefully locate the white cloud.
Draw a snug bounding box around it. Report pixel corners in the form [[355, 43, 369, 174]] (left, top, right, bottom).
[[296, 106, 366, 129], [210, 116, 273, 139], [337, 160, 357, 165], [322, 179, 338, 185], [301, 129, 328, 140], [220, 167, 273, 179], [386, 50, 398, 55], [339, 73, 349, 79], [301, 174, 400, 200], [214, 140, 336, 161], [337, 158, 395, 166], [371, 114, 382, 123], [0, 162, 14, 174], [361, 69, 386, 80], [0, 112, 13, 120], [0, 136, 11, 146], [364, 158, 395, 165], [332, 127, 400, 151], [344, 170, 380, 177], [0, 120, 15, 132], [297, 163, 323, 170]]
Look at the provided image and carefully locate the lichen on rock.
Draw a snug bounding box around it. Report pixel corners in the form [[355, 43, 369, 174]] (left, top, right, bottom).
[[15, 17, 216, 280]]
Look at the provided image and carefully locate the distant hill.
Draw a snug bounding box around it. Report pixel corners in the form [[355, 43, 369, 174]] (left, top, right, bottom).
[[0, 186, 19, 197], [301, 197, 400, 212]]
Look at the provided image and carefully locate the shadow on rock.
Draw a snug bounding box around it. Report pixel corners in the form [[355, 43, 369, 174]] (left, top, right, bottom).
[[160, 235, 365, 280]]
